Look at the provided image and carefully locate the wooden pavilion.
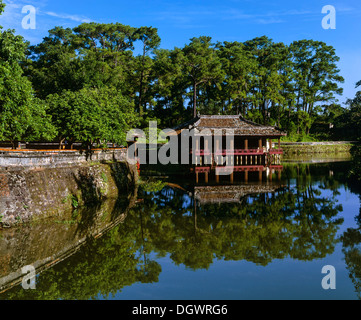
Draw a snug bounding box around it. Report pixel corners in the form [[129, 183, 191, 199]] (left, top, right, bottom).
[[172, 114, 287, 167]]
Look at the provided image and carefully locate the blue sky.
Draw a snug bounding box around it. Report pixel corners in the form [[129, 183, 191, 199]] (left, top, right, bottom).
[[0, 0, 360, 104]]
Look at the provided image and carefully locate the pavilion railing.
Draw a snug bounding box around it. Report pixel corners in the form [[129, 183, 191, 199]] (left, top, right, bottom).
[[269, 149, 283, 155], [194, 149, 267, 156]]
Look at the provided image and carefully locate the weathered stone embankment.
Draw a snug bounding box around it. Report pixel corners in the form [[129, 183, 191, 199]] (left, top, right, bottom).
[[0, 149, 138, 227], [0, 187, 138, 294], [0, 148, 128, 167]]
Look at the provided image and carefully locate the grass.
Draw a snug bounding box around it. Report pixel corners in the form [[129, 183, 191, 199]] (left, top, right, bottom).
[[101, 172, 108, 183], [281, 143, 352, 155], [61, 194, 79, 208], [281, 133, 332, 142]]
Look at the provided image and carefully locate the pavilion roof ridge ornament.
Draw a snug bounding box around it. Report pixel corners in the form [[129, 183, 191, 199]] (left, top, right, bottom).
[[199, 114, 239, 119]]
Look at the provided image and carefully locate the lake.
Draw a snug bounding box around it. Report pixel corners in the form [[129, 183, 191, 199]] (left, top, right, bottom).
[[1, 160, 361, 300]]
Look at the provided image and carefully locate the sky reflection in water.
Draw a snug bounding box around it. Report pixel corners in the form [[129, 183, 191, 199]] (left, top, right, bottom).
[[1, 161, 361, 300]]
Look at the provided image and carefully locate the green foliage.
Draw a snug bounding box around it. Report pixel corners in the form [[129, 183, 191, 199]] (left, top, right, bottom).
[[335, 81, 361, 180], [0, 28, 56, 147], [0, 1, 5, 15], [139, 178, 166, 193], [349, 144, 361, 181], [340, 85, 361, 141], [151, 36, 344, 134], [46, 86, 139, 147], [179, 36, 224, 118], [62, 193, 80, 208], [101, 172, 108, 183], [0, 7, 349, 145]]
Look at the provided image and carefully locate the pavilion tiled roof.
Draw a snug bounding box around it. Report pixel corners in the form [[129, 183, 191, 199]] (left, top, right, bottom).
[[172, 115, 287, 137]]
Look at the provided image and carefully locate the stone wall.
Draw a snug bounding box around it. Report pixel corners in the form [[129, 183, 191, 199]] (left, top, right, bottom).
[[0, 157, 138, 227], [0, 190, 138, 293], [0, 148, 139, 292], [0, 148, 127, 168]]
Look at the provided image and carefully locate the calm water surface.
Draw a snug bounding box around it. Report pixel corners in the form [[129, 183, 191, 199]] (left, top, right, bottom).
[[1, 161, 361, 300]]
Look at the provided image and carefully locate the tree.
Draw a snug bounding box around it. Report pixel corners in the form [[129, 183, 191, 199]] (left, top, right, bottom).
[[341, 82, 361, 181], [152, 48, 189, 127], [0, 7, 56, 148], [243, 36, 289, 125], [214, 41, 257, 116], [345, 83, 361, 140], [24, 26, 78, 99], [132, 26, 161, 117], [179, 36, 224, 118], [46, 87, 139, 149], [21, 15, 348, 141], [289, 40, 344, 134], [71, 22, 137, 94]]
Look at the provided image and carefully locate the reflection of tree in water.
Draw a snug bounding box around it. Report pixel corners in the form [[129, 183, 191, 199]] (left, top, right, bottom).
[[341, 193, 361, 299], [341, 225, 361, 299], [1, 166, 346, 299], [336, 147, 361, 299], [1, 213, 162, 300], [136, 171, 343, 269]]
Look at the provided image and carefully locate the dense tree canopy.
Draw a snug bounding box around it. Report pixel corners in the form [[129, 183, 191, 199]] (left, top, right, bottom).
[[0, 0, 354, 148], [46, 87, 139, 148], [0, 5, 56, 148], [343, 81, 361, 181]]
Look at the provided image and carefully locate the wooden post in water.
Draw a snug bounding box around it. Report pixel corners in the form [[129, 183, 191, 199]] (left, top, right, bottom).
[[195, 138, 199, 165], [205, 139, 209, 165], [230, 137, 234, 167], [216, 138, 220, 166]]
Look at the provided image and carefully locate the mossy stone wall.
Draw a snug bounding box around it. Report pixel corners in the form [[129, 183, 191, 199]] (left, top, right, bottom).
[[0, 161, 138, 227]]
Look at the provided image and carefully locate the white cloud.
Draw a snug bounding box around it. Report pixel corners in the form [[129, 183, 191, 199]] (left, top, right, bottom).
[[0, 0, 93, 30], [41, 10, 92, 23], [0, 0, 94, 44], [153, 5, 318, 28], [256, 18, 284, 25]]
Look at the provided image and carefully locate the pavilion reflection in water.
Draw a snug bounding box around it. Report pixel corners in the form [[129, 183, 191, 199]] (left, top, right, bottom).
[[190, 164, 284, 204]]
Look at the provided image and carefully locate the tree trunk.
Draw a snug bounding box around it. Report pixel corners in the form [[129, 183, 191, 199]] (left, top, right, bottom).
[[263, 100, 267, 125], [138, 71, 144, 116], [296, 89, 301, 134], [11, 140, 17, 150], [59, 138, 65, 150], [138, 45, 147, 116], [193, 82, 197, 118]]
